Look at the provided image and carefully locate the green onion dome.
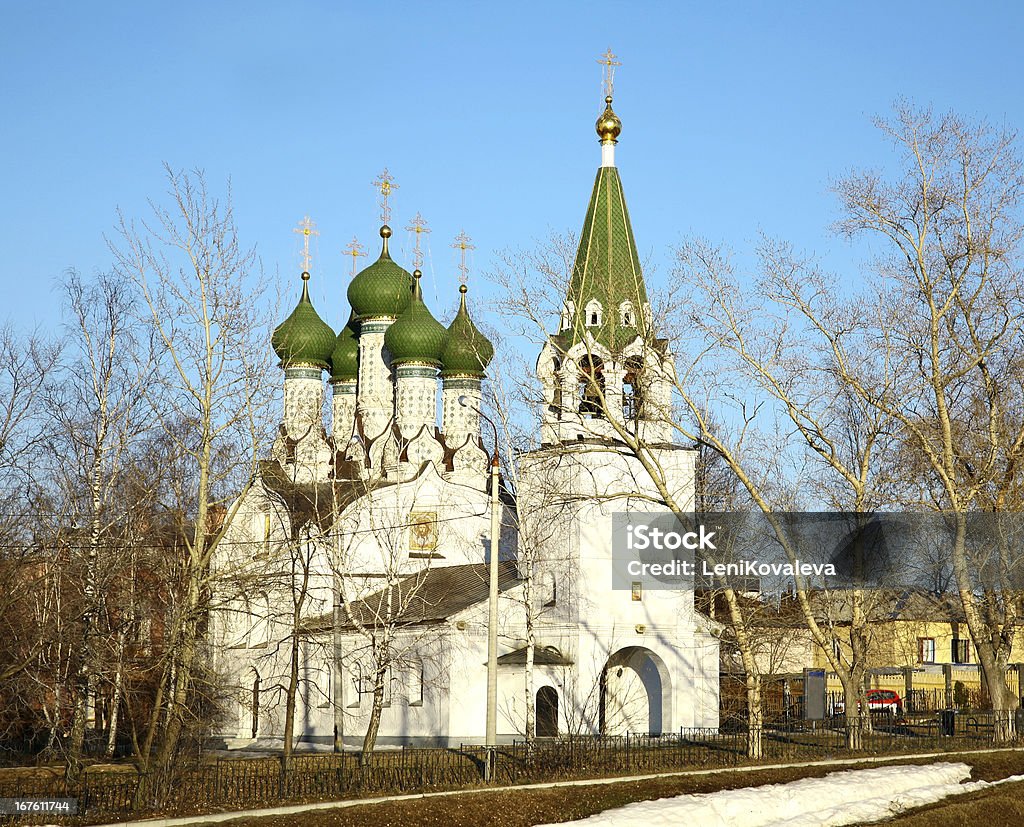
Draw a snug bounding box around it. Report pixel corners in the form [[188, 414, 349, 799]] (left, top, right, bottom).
[[441, 284, 494, 377], [384, 270, 448, 366], [271, 272, 336, 369], [329, 311, 359, 381], [346, 225, 413, 320]]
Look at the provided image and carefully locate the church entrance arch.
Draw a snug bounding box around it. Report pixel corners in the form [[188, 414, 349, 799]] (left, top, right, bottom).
[[599, 647, 671, 735], [536, 686, 559, 737]]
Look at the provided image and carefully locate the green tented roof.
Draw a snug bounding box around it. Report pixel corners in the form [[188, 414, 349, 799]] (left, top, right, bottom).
[[564, 166, 648, 352]]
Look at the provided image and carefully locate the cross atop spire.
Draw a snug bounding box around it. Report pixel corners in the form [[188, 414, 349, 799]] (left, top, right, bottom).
[[597, 48, 621, 99], [372, 168, 399, 225], [451, 230, 475, 284], [293, 215, 319, 273], [406, 212, 431, 269], [342, 236, 366, 277]]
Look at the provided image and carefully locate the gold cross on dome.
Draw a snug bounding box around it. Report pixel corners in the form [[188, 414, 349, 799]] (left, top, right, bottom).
[[372, 168, 400, 225], [293, 215, 319, 273], [342, 236, 366, 277], [406, 212, 431, 269], [451, 230, 475, 285], [597, 48, 621, 99]]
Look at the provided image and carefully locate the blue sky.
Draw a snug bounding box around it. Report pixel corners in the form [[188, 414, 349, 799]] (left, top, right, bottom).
[[3, 1, 1023, 339]]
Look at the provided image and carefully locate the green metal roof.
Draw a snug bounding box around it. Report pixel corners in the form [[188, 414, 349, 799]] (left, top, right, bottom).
[[329, 311, 359, 381], [384, 272, 448, 366], [347, 227, 413, 320], [271, 275, 336, 369], [441, 285, 493, 377], [563, 165, 648, 352]]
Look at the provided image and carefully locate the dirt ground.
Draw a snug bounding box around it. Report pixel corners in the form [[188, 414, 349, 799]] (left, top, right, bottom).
[[214, 749, 1024, 827]]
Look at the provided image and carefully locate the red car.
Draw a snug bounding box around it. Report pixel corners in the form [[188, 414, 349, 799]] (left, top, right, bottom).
[[865, 689, 903, 715], [832, 689, 903, 716]]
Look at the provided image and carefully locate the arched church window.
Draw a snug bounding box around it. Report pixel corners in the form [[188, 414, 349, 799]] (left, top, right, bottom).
[[319, 663, 331, 708], [543, 571, 557, 607], [623, 356, 644, 421], [585, 299, 603, 327], [578, 355, 605, 418], [348, 662, 362, 708], [619, 301, 635, 327], [561, 301, 575, 331], [536, 686, 559, 737], [409, 659, 424, 706]]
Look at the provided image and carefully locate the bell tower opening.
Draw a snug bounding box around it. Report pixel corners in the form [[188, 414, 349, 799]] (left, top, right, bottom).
[[623, 356, 644, 422], [578, 355, 605, 418]]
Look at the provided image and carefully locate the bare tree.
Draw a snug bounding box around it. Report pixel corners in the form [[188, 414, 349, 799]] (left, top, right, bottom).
[[42, 269, 151, 777], [798, 103, 1024, 741], [0, 325, 60, 751], [331, 482, 447, 762], [109, 166, 276, 786], [673, 235, 902, 748]]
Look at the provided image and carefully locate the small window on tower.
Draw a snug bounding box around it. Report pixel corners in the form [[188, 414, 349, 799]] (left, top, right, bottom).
[[550, 357, 563, 413], [585, 299, 603, 327], [561, 302, 575, 331], [619, 301, 635, 327]]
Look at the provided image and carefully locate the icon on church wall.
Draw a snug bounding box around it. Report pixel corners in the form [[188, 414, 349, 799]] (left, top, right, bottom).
[[409, 511, 439, 552]]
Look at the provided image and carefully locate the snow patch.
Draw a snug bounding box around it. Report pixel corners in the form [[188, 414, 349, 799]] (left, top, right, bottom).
[[541, 762, 1024, 827]]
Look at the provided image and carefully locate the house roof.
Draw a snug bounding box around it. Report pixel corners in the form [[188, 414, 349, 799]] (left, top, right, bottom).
[[794, 588, 965, 624], [697, 587, 966, 629], [329, 561, 522, 631], [497, 645, 574, 666], [258, 459, 381, 531]]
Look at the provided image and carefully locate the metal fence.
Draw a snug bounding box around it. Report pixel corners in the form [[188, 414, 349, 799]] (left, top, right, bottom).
[[0, 719, 1008, 824]]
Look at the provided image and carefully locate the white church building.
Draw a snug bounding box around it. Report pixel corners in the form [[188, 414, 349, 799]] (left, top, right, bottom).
[[210, 82, 720, 749]]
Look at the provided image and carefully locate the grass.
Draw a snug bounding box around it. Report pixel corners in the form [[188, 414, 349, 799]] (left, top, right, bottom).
[[1, 735, 1018, 824], [215, 749, 1024, 827]]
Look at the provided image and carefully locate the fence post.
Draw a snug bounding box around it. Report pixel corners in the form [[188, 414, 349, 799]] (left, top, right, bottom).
[[483, 746, 495, 783], [902, 667, 914, 714]]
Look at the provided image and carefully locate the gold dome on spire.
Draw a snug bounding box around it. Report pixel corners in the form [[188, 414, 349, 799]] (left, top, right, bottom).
[[596, 96, 621, 144]]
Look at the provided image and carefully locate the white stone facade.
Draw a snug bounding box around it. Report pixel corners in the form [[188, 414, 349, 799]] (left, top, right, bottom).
[[210, 96, 719, 749], [356, 321, 394, 441], [395, 365, 439, 438]]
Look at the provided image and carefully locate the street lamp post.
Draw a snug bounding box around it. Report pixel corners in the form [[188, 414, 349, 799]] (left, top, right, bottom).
[[459, 396, 501, 753]]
